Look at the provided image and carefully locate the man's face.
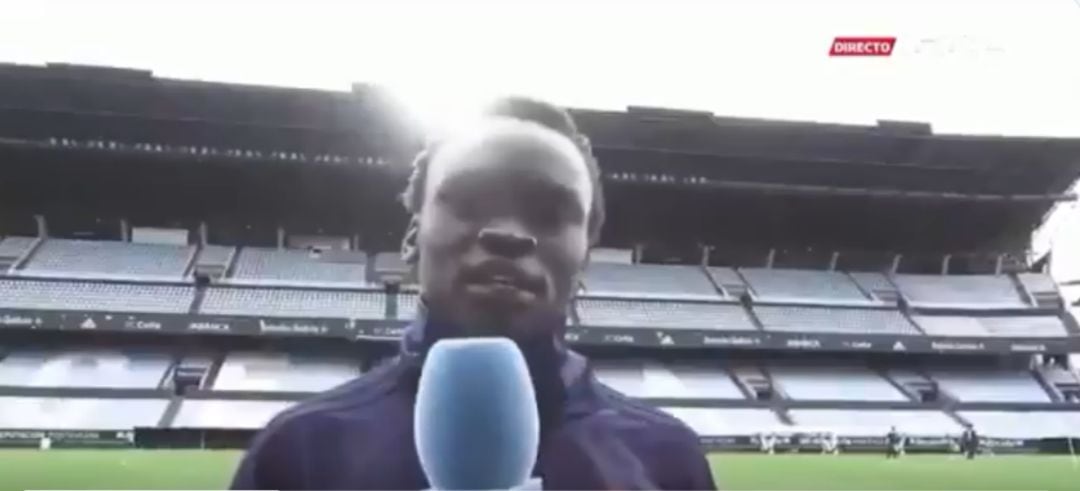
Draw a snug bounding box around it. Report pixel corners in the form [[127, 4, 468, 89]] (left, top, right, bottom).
[[414, 120, 593, 337]]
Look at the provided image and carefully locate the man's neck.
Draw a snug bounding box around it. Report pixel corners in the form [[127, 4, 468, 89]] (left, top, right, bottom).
[[401, 301, 572, 438]]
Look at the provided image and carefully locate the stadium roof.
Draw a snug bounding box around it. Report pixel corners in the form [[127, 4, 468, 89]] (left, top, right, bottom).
[[2, 63, 1080, 255]]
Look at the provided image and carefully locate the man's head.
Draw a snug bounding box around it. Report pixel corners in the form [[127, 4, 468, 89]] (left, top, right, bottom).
[[401, 97, 605, 338]]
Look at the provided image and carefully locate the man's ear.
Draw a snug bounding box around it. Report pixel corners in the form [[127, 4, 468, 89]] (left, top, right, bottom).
[[401, 216, 420, 265]]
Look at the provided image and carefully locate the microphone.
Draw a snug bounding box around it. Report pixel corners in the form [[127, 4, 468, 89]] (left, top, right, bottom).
[[414, 337, 541, 490]]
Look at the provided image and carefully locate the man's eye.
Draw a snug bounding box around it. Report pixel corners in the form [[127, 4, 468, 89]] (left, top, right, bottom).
[[450, 196, 485, 220]]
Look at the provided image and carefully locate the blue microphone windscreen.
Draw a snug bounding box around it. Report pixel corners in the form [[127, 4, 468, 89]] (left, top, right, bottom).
[[414, 338, 540, 490]]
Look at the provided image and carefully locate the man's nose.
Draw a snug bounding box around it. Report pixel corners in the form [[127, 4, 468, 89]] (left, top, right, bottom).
[[477, 225, 538, 258]]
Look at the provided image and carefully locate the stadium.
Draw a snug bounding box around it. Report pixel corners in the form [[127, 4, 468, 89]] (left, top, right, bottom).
[[1, 63, 1079, 490]]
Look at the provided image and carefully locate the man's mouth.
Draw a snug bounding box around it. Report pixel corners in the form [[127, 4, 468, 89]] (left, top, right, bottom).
[[462, 264, 541, 304]]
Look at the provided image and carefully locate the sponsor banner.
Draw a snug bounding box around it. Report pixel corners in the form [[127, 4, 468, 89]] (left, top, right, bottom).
[[0, 309, 353, 338], [0, 429, 133, 448], [0, 310, 52, 329], [353, 321, 409, 340], [2, 308, 1079, 353]]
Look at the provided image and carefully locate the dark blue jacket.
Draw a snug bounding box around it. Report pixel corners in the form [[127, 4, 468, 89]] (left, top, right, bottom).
[[231, 311, 716, 490]]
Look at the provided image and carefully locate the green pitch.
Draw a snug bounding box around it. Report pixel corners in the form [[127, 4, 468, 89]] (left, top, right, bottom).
[[0, 450, 1076, 491]]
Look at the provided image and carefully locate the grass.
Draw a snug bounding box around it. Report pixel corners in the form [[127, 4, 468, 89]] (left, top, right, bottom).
[[0, 450, 1076, 491]]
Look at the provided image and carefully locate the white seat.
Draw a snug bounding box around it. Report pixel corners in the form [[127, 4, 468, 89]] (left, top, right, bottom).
[[22, 239, 192, 279], [930, 369, 1050, 402], [200, 287, 385, 319], [172, 400, 295, 429], [787, 409, 960, 436], [213, 352, 360, 392], [741, 268, 872, 304], [958, 411, 1080, 438], [770, 365, 907, 401], [582, 264, 719, 300], [894, 274, 1026, 309], [660, 408, 785, 436], [0, 280, 194, 313], [0, 397, 167, 430], [755, 306, 918, 335], [231, 247, 370, 286], [577, 299, 753, 330], [594, 360, 744, 399], [0, 350, 171, 388]]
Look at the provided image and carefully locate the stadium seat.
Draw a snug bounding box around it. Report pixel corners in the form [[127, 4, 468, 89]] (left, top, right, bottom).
[[576, 298, 754, 330], [212, 352, 360, 392], [928, 368, 1051, 402], [739, 268, 874, 305], [0, 279, 195, 313], [753, 305, 919, 335], [660, 407, 785, 436], [200, 287, 385, 319], [0, 236, 37, 262], [229, 247, 370, 287], [171, 400, 295, 429], [914, 315, 1068, 338], [787, 409, 961, 436], [581, 263, 720, 300], [0, 350, 172, 388], [196, 245, 235, 268], [20, 239, 193, 280], [768, 364, 908, 401], [893, 274, 1027, 309], [958, 411, 1080, 438], [0, 397, 168, 430], [593, 360, 745, 399]]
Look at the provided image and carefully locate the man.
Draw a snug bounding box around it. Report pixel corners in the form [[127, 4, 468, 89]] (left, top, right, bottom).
[[820, 431, 839, 455], [960, 424, 979, 460], [885, 426, 904, 459], [758, 432, 777, 455], [231, 97, 717, 490]]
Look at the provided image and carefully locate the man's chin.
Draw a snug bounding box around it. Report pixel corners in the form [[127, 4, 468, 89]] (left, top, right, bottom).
[[457, 303, 562, 340]]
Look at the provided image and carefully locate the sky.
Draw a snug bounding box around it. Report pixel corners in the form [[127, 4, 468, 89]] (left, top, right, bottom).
[[1, 0, 1079, 284]]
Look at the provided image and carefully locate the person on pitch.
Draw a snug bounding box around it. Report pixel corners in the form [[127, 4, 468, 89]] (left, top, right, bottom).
[[886, 426, 905, 459], [960, 423, 980, 460], [231, 97, 717, 490]]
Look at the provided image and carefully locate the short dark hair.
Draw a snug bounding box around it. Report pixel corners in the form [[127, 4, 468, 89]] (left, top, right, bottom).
[[400, 96, 605, 244]]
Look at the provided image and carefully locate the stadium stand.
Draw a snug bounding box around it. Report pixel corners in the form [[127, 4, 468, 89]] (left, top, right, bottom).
[[786, 409, 961, 436], [199, 287, 385, 319], [229, 247, 369, 287], [19, 239, 193, 280], [768, 364, 907, 401], [914, 315, 1068, 337], [753, 305, 919, 335], [739, 268, 875, 305], [212, 352, 360, 392], [576, 298, 754, 330], [706, 267, 749, 298], [928, 368, 1052, 402], [0, 279, 194, 313], [848, 272, 901, 303], [957, 411, 1080, 438], [592, 360, 745, 399], [660, 407, 784, 436], [172, 400, 294, 429], [1, 63, 1079, 459], [1016, 272, 1063, 308], [893, 274, 1028, 309], [397, 292, 420, 321], [0, 236, 36, 268], [0, 397, 168, 430], [0, 350, 171, 388], [581, 263, 719, 300]]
